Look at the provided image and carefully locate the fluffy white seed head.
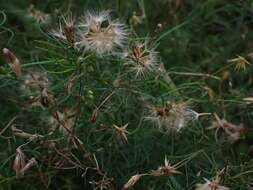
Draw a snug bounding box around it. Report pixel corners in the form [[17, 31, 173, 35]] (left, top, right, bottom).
[[146, 102, 198, 132], [124, 41, 159, 78], [77, 10, 128, 55]]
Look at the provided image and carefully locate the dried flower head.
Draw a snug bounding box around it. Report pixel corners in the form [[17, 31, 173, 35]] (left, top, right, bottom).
[[112, 123, 130, 143], [124, 41, 159, 78], [27, 4, 50, 24], [13, 148, 26, 176], [77, 10, 127, 55], [207, 113, 245, 142], [21, 73, 49, 94], [195, 178, 230, 190], [146, 101, 199, 131], [49, 109, 75, 134], [149, 157, 181, 177], [51, 14, 76, 48], [196, 169, 230, 190], [227, 55, 251, 72], [2, 48, 22, 77]]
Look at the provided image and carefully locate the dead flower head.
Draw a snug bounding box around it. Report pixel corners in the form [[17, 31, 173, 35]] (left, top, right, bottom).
[[227, 55, 251, 72], [207, 113, 245, 142], [112, 123, 130, 143], [49, 109, 75, 134], [196, 170, 230, 190], [27, 4, 50, 24], [51, 14, 76, 48], [2, 48, 22, 77], [21, 73, 49, 93], [146, 101, 199, 131], [123, 41, 159, 78], [149, 157, 181, 177], [77, 10, 128, 55]]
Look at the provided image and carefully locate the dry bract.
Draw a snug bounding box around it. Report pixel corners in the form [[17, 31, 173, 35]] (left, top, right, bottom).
[[22, 73, 49, 93], [2, 48, 22, 77], [195, 178, 230, 190], [227, 55, 251, 72], [149, 157, 181, 177], [13, 148, 26, 176], [123, 174, 143, 189]]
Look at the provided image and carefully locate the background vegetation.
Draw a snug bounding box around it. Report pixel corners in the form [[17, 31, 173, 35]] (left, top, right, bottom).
[[0, 0, 253, 189]]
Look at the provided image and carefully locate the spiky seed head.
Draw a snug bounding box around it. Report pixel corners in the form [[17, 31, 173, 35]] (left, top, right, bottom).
[[51, 14, 76, 48]]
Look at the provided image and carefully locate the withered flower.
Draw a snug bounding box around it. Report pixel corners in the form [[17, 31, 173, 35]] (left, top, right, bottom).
[[207, 113, 245, 142], [146, 101, 199, 131], [112, 123, 130, 143], [77, 10, 128, 55], [195, 170, 230, 190], [123, 174, 143, 190], [149, 157, 181, 177]]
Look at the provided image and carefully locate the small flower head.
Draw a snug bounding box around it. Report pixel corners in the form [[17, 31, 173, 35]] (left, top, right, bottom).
[[124, 41, 159, 78], [112, 123, 130, 143], [196, 170, 230, 190], [77, 10, 127, 55], [51, 14, 76, 48], [146, 101, 198, 131], [150, 157, 181, 177]]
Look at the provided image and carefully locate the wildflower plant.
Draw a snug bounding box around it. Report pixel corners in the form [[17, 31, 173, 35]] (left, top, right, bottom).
[[0, 1, 253, 190]]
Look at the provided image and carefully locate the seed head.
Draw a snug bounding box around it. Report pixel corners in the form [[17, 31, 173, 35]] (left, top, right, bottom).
[[77, 10, 128, 55], [124, 41, 159, 78], [146, 101, 198, 131]]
